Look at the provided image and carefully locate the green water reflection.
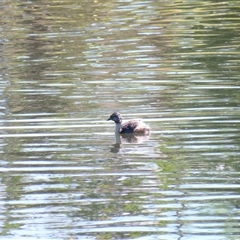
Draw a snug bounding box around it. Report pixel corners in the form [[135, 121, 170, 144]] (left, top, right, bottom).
[[0, 0, 240, 239]]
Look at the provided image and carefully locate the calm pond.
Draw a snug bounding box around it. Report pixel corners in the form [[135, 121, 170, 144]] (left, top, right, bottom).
[[1, 0, 240, 239]]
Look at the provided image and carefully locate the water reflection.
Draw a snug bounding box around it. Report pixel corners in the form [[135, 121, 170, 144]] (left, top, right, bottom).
[[110, 132, 150, 153], [1, 0, 240, 239]]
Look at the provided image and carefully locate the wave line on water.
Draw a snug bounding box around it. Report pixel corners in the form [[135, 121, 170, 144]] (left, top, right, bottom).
[[0, 124, 103, 130]]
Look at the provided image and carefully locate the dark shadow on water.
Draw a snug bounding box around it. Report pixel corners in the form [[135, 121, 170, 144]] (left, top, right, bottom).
[[110, 132, 150, 153]]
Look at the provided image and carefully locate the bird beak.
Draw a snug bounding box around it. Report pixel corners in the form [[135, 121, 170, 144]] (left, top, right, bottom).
[[107, 117, 111, 121]]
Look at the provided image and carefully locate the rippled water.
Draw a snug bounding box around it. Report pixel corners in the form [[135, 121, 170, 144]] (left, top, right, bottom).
[[1, 0, 240, 239]]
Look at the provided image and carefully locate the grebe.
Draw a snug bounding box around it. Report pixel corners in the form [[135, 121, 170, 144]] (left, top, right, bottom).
[[107, 112, 150, 134]]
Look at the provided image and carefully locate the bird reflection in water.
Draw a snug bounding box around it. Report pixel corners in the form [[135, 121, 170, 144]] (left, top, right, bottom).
[[110, 132, 150, 153]]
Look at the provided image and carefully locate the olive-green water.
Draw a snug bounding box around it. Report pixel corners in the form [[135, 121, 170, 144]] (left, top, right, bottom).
[[1, 0, 240, 239]]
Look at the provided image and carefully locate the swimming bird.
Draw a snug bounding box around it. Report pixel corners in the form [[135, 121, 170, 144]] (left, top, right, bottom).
[[107, 112, 150, 134]]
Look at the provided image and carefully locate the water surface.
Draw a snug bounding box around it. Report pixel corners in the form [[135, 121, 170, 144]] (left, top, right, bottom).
[[1, 0, 240, 239]]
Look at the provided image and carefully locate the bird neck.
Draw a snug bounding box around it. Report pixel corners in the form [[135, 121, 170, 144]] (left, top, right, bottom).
[[115, 122, 121, 133]]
